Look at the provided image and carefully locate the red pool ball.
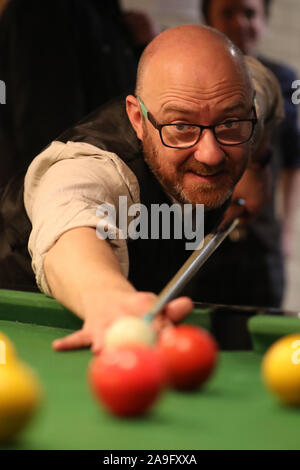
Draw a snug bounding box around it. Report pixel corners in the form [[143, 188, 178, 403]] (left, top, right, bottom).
[[88, 346, 165, 417], [157, 325, 218, 390]]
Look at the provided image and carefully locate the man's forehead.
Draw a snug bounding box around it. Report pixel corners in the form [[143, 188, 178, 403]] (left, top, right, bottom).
[[143, 47, 248, 91], [144, 62, 252, 111], [211, 0, 264, 11], [161, 100, 249, 114]]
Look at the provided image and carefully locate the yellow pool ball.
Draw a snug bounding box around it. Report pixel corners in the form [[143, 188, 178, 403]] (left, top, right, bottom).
[[0, 361, 42, 443], [0, 331, 42, 443], [0, 331, 18, 365], [262, 334, 300, 406]]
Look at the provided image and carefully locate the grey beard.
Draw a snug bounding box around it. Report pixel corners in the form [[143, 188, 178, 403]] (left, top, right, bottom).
[[143, 144, 233, 209]]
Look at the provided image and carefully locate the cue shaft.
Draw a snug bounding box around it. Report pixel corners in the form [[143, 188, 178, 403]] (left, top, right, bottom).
[[144, 217, 239, 322]]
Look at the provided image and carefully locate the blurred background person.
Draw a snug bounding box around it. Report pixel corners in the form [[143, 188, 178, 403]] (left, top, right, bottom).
[[0, 0, 8, 16], [0, 0, 157, 190], [0, 0, 157, 291], [198, 0, 300, 307]]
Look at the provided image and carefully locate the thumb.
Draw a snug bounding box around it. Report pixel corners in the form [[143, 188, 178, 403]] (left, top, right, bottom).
[[164, 297, 194, 323], [52, 329, 91, 351]]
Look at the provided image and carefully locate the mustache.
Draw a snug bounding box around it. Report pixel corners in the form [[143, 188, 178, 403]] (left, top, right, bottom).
[[181, 161, 227, 176]]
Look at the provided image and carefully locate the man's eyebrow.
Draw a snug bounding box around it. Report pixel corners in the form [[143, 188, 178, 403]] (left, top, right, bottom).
[[162, 102, 250, 116], [221, 102, 249, 113], [162, 105, 196, 115]]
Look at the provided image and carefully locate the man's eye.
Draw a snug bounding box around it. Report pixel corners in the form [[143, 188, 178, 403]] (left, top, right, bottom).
[[245, 8, 256, 19], [174, 124, 190, 131], [222, 121, 237, 129]]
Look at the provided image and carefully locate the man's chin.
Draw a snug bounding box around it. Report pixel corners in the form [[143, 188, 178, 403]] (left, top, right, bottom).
[[176, 186, 233, 210]]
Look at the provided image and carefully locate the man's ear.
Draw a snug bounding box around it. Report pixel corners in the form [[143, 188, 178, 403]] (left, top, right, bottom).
[[126, 95, 144, 141]]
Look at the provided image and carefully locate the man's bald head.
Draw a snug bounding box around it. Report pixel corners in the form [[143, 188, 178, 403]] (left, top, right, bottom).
[[135, 25, 253, 98], [126, 24, 256, 210]]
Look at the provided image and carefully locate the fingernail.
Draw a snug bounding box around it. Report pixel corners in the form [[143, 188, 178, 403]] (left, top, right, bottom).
[[235, 198, 245, 206]]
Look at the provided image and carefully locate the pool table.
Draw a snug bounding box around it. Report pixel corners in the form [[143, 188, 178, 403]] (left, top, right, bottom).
[[0, 288, 300, 450]]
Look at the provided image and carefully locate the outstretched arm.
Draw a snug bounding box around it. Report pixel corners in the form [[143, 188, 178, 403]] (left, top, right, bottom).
[[24, 144, 193, 353], [45, 227, 193, 353]]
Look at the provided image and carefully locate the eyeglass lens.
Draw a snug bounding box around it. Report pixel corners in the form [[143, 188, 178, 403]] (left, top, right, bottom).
[[161, 121, 253, 148]]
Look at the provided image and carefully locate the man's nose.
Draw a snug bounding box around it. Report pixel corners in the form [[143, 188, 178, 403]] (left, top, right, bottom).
[[232, 13, 249, 29], [193, 129, 226, 166]]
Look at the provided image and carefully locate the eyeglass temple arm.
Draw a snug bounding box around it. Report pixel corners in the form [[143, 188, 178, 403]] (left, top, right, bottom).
[[137, 97, 148, 118], [137, 96, 159, 129]]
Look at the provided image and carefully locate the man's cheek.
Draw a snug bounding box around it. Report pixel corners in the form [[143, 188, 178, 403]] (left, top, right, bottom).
[[237, 147, 250, 176]]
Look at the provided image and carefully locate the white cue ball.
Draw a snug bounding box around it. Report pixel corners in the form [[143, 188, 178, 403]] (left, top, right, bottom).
[[104, 316, 156, 349]]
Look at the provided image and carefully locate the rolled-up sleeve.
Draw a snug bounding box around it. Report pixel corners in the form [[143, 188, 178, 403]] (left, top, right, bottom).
[[24, 141, 140, 296]]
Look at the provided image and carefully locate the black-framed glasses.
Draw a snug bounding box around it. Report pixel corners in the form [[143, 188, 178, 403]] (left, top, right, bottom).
[[137, 96, 258, 149]]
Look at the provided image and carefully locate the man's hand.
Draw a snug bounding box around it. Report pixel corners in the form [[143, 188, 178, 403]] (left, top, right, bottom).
[[222, 164, 272, 227], [52, 291, 193, 354]]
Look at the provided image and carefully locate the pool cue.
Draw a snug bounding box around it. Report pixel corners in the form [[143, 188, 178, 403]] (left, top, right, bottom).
[[143, 217, 239, 323]]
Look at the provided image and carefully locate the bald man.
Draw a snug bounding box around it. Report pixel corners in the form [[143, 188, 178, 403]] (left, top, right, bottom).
[[21, 25, 282, 352]]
